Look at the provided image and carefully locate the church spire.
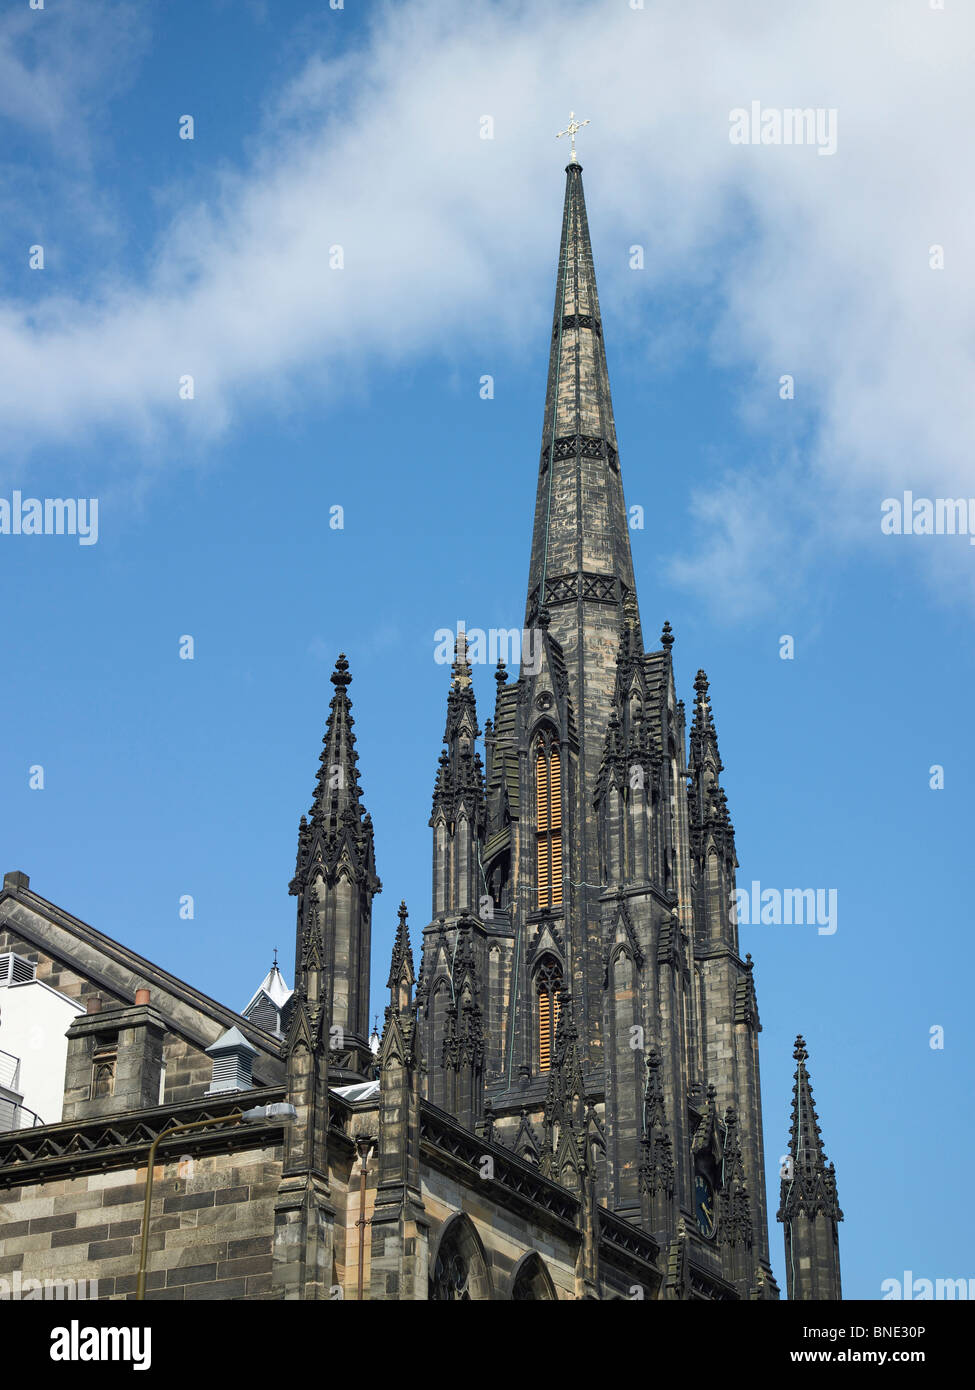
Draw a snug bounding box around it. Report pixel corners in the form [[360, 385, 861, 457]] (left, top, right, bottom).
[[778, 1035, 843, 1300], [525, 159, 640, 640]]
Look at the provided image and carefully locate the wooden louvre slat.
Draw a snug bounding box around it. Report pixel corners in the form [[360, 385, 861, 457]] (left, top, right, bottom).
[[550, 836, 563, 906], [539, 989, 552, 1071], [536, 754, 549, 832], [536, 745, 565, 910], [549, 749, 562, 829]]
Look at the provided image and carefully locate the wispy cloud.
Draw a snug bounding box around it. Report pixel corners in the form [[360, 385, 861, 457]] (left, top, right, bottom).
[[0, 0, 146, 146], [1, 0, 972, 610]]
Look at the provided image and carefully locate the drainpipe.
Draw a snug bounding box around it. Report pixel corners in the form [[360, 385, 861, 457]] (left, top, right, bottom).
[[355, 1136, 374, 1300], [135, 1102, 295, 1300]]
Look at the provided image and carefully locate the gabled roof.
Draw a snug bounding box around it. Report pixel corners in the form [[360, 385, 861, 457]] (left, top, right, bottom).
[[0, 873, 285, 1085]]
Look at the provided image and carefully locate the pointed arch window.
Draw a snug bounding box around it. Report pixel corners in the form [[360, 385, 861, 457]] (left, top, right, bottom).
[[536, 958, 562, 1073], [535, 736, 563, 909]]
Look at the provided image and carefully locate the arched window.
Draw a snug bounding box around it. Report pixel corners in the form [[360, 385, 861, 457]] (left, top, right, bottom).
[[535, 736, 563, 909], [511, 1251, 558, 1300], [536, 958, 562, 1072], [429, 1215, 493, 1300]]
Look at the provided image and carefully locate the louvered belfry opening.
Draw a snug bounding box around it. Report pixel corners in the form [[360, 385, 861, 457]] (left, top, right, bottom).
[[534, 736, 563, 910], [536, 960, 562, 1073]]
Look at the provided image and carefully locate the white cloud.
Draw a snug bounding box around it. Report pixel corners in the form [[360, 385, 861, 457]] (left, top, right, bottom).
[[0, 1, 145, 145], [1, 0, 973, 610]]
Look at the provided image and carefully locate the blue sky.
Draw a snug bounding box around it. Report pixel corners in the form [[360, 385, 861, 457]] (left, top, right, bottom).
[[1, 0, 972, 1298]]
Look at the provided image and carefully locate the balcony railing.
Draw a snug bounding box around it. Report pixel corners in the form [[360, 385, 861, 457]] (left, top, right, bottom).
[[0, 1048, 20, 1092], [0, 1098, 44, 1133]]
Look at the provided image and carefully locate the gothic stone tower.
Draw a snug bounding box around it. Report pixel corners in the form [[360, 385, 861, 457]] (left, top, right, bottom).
[[0, 154, 845, 1308], [777, 1036, 843, 1300], [413, 156, 842, 1299], [289, 653, 380, 1083]]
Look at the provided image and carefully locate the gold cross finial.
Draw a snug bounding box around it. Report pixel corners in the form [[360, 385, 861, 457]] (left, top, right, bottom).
[[557, 110, 590, 163]]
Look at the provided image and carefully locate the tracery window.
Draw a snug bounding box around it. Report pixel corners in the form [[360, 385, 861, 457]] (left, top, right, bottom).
[[430, 1246, 471, 1301], [428, 1217, 491, 1300]]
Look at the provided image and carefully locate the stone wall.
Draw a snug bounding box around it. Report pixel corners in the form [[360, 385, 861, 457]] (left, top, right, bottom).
[[0, 1144, 283, 1300], [161, 1034, 216, 1106], [421, 1165, 577, 1299], [0, 929, 123, 1012]]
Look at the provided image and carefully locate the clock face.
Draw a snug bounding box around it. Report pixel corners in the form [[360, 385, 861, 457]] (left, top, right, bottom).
[[694, 1174, 716, 1239]]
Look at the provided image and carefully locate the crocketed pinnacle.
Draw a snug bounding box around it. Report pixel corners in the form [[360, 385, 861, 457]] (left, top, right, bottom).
[[312, 654, 365, 826], [290, 653, 378, 894], [431, 633, 485, 827], [387, 900, 415, 994], [688, 670, 734, 850], [778, 1035, 843, 1222]]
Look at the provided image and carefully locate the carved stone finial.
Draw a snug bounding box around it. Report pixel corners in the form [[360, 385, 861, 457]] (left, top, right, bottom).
[[451, 631, 473, 690], [331, 653, 352, 688]]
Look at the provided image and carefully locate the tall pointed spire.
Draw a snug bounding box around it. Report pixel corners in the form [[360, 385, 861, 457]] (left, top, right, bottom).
[[778, 1035, 843, 1300], [404, 151, 802, 1304], [525, 160, 640, 642], [518, 159, 647, 980]]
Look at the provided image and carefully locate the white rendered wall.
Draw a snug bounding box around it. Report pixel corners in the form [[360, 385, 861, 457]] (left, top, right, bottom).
[[0, 980, 84, 1126]]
